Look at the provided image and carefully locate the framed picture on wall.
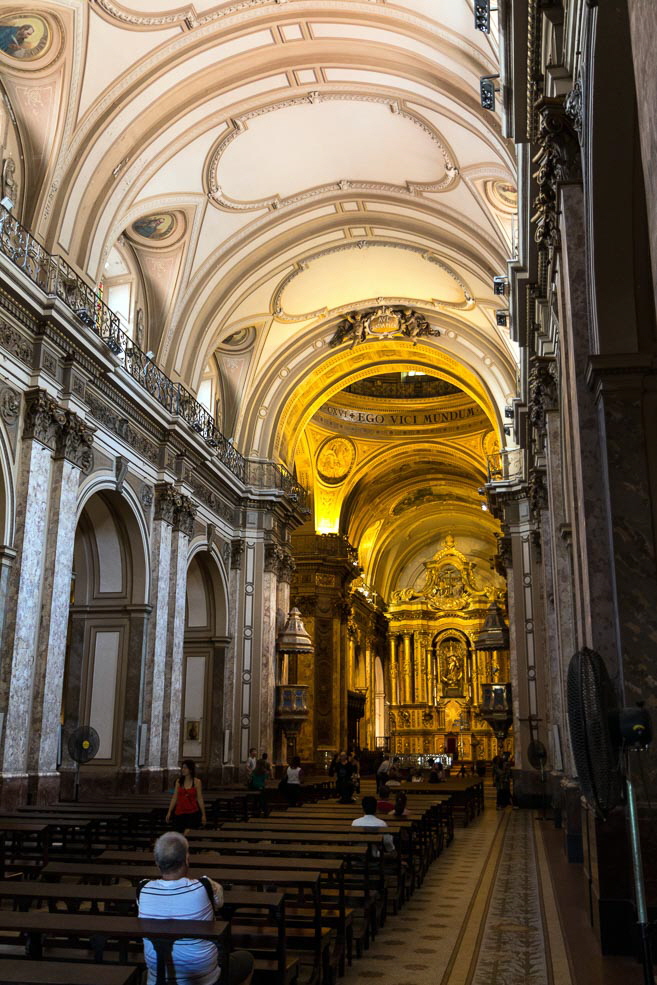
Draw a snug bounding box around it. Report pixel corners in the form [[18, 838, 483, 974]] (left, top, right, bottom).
[[185, 719, 201, 742]]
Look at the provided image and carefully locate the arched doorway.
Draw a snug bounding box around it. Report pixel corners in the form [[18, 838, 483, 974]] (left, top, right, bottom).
[[183, 549, 229, 785], [62, 490, 147, 796]]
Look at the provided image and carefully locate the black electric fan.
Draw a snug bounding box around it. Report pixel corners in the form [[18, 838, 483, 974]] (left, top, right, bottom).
[[67, 725, 100, 802], [567, 647, 654, 985]]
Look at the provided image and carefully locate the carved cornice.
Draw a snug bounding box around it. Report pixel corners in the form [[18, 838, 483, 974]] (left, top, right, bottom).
[[87, 393, 160, 464], [532, 97, 582, 253]]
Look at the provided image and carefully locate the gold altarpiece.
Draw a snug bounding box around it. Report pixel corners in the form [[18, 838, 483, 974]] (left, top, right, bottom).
[[387, 536, 511, 761]]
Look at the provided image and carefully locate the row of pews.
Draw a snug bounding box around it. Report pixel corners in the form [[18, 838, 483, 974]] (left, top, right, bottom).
[[0, 775, 483, 984]]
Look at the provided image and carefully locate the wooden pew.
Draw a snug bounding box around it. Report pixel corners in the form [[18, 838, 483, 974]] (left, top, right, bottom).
[[0, 910, 228, 965], [41, 863, 322, 985], [0, 960, 140, 984]]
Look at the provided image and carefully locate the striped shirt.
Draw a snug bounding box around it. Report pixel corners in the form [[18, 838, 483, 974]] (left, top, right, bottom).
[[138, 876, 223, 985]]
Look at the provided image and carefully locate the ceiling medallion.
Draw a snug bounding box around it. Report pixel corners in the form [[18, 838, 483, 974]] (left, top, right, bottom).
[[329, 306, 440, 348]]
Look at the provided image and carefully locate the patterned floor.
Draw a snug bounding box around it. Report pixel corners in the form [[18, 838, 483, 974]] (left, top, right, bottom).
[[342, 795, 571, 985]]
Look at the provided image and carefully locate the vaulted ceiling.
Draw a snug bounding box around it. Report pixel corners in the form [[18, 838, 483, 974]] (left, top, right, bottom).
[[1, 0, 518, 597]]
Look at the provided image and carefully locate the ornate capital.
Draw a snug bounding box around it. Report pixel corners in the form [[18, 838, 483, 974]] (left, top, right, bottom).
[[154, 483, 178, 525], [173, 495, 196, 538], [532, 97, 582, 252], [55, 410, 95, 472], [264, 542, 297, 582], [231, 539, 244, 570], [290, 595, 318, 619], [23, 389, 66, 450]]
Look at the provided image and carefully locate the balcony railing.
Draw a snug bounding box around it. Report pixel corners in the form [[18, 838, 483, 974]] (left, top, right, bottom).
[[0, 207, 308, 510]]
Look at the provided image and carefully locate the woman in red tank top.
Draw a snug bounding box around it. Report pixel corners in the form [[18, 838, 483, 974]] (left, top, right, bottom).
[[166, 760, 207, 832]]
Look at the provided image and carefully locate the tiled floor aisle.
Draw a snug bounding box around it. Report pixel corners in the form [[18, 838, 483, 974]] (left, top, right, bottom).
[[341, 791, 645, 985]]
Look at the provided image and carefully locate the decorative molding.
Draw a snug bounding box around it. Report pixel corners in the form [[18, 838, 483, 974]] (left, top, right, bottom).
[[0, 386, 20, 427], [264, 543, 296, 581], [272, 241, 474, 323], [86, 394, 160, 464], [140, 484, 154, 509], [0, 319, 32, 365], [207, 93, 459, 213], [528, 467, 548, 516], [328, 305, 440, 349]]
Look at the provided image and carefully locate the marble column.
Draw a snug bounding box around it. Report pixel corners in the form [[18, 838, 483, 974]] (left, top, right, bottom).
[[413, 632, 427, 703], [0, 391, 65, 802], [141, 483, 176, 780], [401, 632, 412, 704], [261, 544, 287, 763], [388, 634, 399, 705], [28, 410, 94, 802], [164, 497, 195, 772]]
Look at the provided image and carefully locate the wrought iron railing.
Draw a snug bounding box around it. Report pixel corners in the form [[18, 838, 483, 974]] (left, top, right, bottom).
[[0, 206, 309, 509]]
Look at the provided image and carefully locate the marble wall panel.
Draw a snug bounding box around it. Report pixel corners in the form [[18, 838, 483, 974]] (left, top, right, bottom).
[[1, 438, 52, 773], [143, 518, 172, 768], [164, 529, 189, 770]]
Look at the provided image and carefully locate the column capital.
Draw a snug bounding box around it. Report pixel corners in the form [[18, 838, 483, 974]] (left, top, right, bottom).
[[173, 495, 196, 538], [54, 410, 95, 472], [23, 389, 65, 450], [153, 483, 178, 524]]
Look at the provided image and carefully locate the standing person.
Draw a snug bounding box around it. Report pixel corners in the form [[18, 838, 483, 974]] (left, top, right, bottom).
[[250, 757, 270, 816], [284, 755, 303, 806], [166, 760, 207, 832], [335, 752, 356, 803], [246, 747, 257, 787], [349, 751, 361, 793], [138, 832, 254, 985], [376, 753, 391, 794]]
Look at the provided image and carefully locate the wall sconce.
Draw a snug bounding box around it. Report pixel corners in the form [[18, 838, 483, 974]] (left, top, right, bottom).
[[495, 310, 508, 327], [480, 74, 500, 111]]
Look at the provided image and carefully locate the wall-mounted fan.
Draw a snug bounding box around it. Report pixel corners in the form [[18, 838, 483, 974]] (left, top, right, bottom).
[[67, 725, 100, 802], [567, 647, 654, 985]]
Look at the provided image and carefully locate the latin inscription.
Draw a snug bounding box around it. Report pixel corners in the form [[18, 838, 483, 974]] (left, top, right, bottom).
[[322, 404, 480, 426]]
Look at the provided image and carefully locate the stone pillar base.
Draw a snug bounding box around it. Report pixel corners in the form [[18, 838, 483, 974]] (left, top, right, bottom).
[[0, 773, 28, 810], [27, 771, 61, 806], [511, 768, 552, 809]]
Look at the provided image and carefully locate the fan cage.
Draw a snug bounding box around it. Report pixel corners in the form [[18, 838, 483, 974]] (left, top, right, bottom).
[[567, 647, 623, 820]]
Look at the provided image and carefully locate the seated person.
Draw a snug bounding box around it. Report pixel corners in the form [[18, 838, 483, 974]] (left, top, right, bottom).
[[376, 785, 396, 815], [411, 768, 424, 783], [138, 831, 254, 985], [388, 791, 410, 818], [352, 795, 395, 853], [386, 756, 403, 786], [428, 760, 444, 783]]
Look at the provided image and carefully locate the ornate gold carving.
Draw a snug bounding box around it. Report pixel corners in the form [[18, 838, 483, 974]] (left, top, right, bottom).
[[392, 534, 490, 612], [316, 436, 356, 485], [329, 305, 440, 348]]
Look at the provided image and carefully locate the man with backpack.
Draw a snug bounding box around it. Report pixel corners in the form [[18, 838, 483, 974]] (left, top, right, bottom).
[[138, 831, 254, 984]]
